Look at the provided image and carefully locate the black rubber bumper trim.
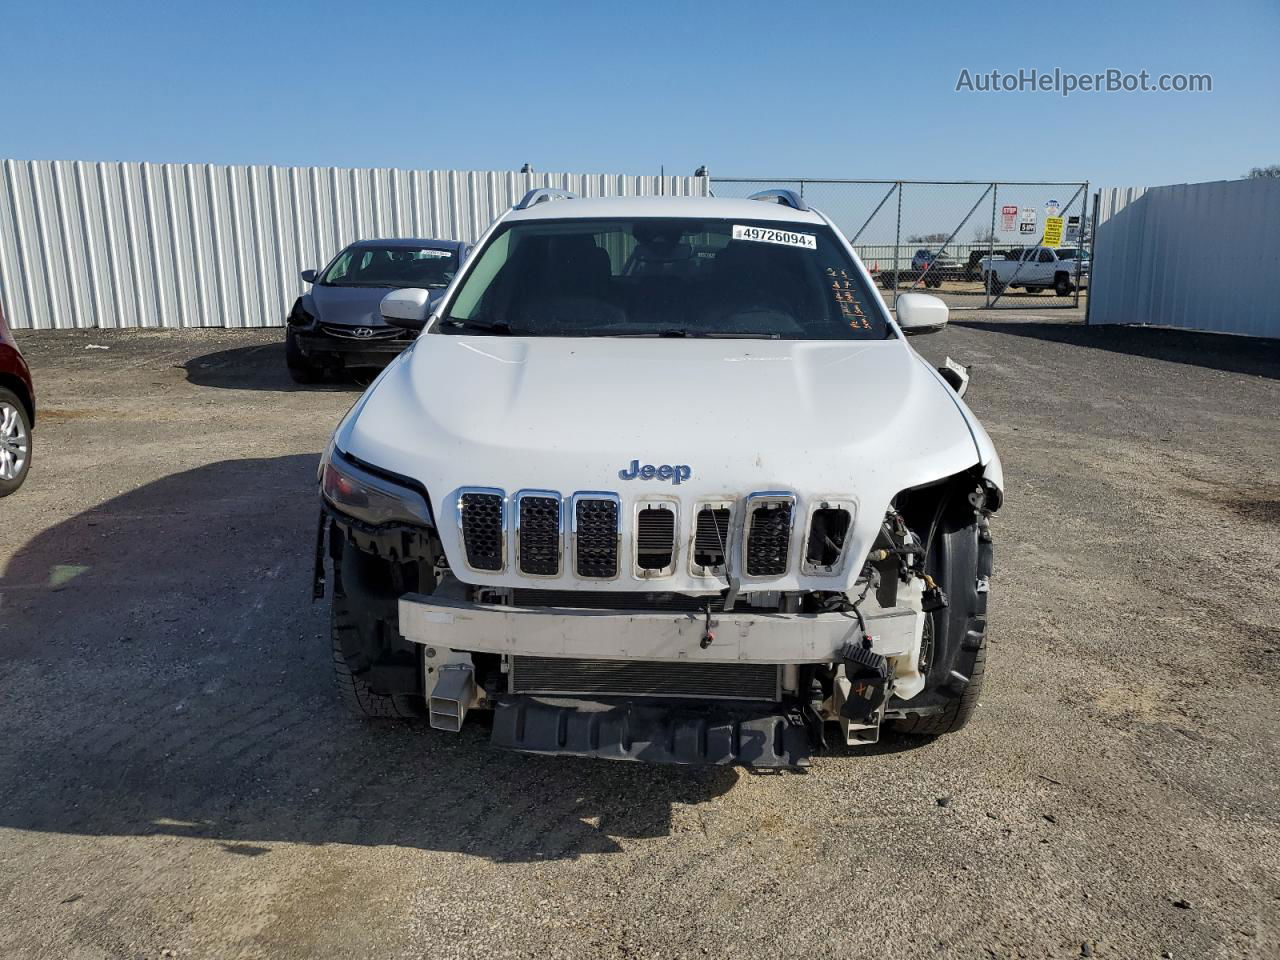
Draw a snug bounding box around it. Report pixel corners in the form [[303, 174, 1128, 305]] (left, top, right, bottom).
[[491, 696, 812, 770]]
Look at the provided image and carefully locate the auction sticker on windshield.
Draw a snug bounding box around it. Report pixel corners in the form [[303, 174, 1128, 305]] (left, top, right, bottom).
[[732, 225, 817, 249]]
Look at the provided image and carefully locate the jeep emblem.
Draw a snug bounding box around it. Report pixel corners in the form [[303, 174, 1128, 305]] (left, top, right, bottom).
[[618, 460, 692, 484]]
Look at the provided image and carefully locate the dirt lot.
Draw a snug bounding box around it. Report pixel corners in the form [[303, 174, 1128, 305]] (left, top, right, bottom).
[[1, 319, 1278, 960]]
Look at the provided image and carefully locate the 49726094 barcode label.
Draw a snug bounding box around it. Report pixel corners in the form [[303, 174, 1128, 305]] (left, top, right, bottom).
[[731, 225, 817, 249]]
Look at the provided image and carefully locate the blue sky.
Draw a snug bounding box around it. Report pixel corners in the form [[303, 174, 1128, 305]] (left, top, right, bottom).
[[2, 0, 1276, 187]]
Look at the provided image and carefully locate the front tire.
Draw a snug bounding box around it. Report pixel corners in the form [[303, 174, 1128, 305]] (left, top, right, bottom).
[[329, 547, 426, 720], [1054, 273, 1074, 297], [331, 596, 424, 719], [286, 327, 324, 384], [0, 388, 32, 498], [889, 495, 992, 736]]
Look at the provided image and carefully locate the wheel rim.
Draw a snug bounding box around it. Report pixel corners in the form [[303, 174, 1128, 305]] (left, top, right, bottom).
[[918, 613, 936, 673], [0, 401, 29, 481]]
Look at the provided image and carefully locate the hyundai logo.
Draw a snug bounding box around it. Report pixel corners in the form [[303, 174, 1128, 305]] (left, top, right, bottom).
[[618, 460, 692, 484], [352, 327, 375, 339]]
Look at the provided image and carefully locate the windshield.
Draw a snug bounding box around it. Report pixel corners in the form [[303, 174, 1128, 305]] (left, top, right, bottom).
[[436, 218, 891, 339], [320, 245, 458, 288]]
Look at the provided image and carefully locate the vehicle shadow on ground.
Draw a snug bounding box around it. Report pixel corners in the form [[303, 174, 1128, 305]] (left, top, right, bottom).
[[954, 319, 1280, 380], [0, 455, 926, 863], [182, 343, 372, 392]]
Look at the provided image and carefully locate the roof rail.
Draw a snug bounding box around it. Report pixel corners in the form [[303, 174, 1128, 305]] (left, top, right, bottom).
[[747, 188, 809, 212], [515, 187, 579, 210]]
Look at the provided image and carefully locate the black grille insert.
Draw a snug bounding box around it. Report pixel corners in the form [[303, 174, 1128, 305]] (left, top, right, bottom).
[[804, 507, 852, 569], [459, 492, 504, 571], [636, 507, 676, 572], [693, 507, 732, 571], [518, 495, 560, 576], [745, 501, 792, 577], [574, 498, 619, 578]]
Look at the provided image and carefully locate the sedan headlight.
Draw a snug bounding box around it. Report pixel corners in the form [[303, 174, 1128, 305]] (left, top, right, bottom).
[[320, 448, 434, 527]]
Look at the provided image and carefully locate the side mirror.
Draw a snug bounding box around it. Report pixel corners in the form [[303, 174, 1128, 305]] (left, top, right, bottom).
[[300, 269, 318, 284], [380, 287, 433, 330], [937, 356, 970, 398], [896, 292, 948, 334]]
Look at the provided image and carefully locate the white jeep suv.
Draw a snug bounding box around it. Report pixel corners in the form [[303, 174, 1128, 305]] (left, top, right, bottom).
[[316, 189, 1002, 769]]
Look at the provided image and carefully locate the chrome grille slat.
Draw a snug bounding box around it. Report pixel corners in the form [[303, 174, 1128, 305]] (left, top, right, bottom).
[[634, 502, 677, 577], [693, 506, 732, 573], [743, 492, 795, 578], [573, 494, 621, 579], [457, 488, 505, 572], [515, 491, 561, 577], [802, 503, 853, 576], [320, 324, 404, 340], [510, 656, 779, 701]]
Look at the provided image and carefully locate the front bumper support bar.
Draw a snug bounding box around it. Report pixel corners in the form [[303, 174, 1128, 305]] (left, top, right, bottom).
[[397, 593, 920, 664]]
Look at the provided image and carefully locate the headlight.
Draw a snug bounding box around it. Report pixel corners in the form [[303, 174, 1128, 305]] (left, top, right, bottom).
[[288, 299, 316, 326], [320, 448, 433, 527]]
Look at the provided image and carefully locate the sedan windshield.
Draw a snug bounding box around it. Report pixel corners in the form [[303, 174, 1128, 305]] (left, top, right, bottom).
[[321, 245, 458, 288], [438, 218, 891, 339]]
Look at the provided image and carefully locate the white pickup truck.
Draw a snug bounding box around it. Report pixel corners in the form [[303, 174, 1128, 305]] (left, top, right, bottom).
[[314, 189, 1003, 770], [981, 246, 1089, 296]]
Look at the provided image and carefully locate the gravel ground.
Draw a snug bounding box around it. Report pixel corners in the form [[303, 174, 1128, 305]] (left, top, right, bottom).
[[1, 319, 1277, 960]]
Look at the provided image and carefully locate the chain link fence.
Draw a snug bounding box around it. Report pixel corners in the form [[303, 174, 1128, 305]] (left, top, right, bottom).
[[711, 178, 1090, 310]]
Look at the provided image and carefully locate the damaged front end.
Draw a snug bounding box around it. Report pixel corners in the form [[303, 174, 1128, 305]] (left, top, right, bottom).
[[317, 440, 998, 770]]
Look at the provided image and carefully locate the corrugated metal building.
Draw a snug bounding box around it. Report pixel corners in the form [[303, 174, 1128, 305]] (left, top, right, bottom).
[[0, 160, 708, 330], [1090, 178, 1280, 338]]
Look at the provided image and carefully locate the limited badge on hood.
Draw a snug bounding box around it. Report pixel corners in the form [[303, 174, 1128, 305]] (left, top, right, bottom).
[[619, 460, 692, 484]]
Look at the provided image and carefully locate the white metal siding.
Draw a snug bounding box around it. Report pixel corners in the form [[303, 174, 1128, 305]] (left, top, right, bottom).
[[0, 160, 708, 330], [1090, 179, 1280, 338]]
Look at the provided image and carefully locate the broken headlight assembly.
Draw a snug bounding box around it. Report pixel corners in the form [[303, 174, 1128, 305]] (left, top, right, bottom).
[[320, 448, 434, 528]]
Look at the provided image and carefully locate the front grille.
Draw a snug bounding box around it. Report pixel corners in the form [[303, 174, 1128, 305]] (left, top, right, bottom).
[[693, 507, 732, 572], [459, 490, 504, 571], [513, 589, 723, 612], [574, 496, 619, 579], [517, 493, 560, 576], [803, 506, 852, 573], [635, 506, 676, 573], [321, 324, 404, 340], [745, 498, 793, 577], [510, 656, 779, 701]]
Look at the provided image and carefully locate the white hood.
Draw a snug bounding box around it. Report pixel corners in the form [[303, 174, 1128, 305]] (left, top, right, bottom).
[[337, 334, 993, 592]]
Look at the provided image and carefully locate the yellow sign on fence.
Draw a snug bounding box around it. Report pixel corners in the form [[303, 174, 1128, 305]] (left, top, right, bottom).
[[1043, 216, 1065, 248]]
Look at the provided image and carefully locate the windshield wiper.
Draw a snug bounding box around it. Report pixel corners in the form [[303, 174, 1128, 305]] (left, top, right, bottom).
[[440, 318, 518, 335], [591, 329, 780, 339], [693, 331, 781, 339]]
